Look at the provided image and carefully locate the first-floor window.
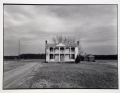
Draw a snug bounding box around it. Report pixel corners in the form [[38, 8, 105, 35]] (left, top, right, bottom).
[[71, 47, 75, 52], [71, 54, 75, 59], [50, 54, 54, 59]]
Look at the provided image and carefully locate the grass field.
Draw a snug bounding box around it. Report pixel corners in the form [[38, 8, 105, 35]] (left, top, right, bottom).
[[4, 61, 28, 72], [4, 59, 38, 72], [6, 59, 118, 89]]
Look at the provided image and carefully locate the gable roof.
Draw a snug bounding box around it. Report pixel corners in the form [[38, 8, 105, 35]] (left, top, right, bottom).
[[46, 42, 79, 47], [56, 43, 66, 46], [84, 54, 95, 57], [88, 55, 94, 57]]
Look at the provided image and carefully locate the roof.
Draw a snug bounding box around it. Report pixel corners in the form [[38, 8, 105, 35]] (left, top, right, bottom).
[[46, 43, 79, 47], [82, 54, 95, 57], [68, 43, 79, 47], [46, 44, 56, 47], [86, 54, 92, 57], [88, 55, 94, 57]]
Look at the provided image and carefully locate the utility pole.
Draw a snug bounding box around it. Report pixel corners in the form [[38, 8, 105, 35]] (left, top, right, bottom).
[[18, 40, 20, 61]]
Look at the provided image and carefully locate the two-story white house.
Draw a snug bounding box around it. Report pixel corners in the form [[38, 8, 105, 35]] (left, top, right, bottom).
[[45, 40, 79, 62]]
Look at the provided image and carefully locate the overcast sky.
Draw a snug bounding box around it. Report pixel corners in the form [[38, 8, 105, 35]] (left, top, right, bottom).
[[4, 5, 117, 56]]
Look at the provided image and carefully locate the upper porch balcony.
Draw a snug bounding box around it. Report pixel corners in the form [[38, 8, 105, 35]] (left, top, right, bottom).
[[49, 47, 75, 54]]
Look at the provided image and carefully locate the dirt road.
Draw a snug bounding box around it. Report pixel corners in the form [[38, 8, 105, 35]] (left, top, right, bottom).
[[3, 62, 42, 89]]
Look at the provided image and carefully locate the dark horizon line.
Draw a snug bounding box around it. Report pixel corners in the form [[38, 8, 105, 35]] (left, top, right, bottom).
[[4, 53, 118, 56]]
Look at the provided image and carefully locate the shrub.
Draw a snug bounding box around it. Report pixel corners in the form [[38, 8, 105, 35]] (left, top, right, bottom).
[[75, 55, 81, 63]]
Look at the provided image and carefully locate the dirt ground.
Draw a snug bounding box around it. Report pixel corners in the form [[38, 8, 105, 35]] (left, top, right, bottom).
[[3, 60, 43, 89]]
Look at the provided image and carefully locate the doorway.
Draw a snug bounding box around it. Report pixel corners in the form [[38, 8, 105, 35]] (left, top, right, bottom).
[[55, 54, 59, 62], [60, 54, 64, 62]]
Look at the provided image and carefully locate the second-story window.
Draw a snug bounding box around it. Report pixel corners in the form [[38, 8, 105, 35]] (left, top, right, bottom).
[[71, 47, 75, 52], [66, 47, 70, 53], [50, 47, 53, 52], [60, 47, 64, 52]]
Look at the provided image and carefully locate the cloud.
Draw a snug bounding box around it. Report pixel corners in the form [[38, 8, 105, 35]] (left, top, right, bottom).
[[4, 5, 117, 55]]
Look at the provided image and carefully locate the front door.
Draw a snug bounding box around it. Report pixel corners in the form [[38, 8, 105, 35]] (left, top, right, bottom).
[[55, 54, 59, 62], [60, 54, 64, 62]]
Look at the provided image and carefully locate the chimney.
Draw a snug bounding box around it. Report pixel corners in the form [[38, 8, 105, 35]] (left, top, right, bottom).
[[45, 40, 47, 44], [77, 41, 79, 44]]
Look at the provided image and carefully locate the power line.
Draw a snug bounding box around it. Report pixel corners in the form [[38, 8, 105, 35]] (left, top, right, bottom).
[[18, 40, 20, 60]]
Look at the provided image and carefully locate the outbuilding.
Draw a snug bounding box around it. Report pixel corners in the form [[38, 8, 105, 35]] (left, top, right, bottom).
[[83, 54, 95, 62]]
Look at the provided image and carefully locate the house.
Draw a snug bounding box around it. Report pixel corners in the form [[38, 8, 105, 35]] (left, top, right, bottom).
[[45, 40, 79, 62], [83, 54, 95, 62]]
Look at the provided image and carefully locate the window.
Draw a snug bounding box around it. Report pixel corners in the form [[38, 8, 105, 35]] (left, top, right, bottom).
[[50, 47, 53, 52], [50, 54, 54, 59], [71, 54, 75, 59], [60, 47, 64, 53], [60, 47, 64, 51], [71, 47, 75, 52], [66, 47, 70, 53]]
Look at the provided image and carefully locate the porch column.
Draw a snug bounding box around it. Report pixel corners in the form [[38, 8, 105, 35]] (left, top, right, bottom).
[[64, 47, 65, 61], [59, 47, 60, 62], [70, 47, 71, 61], [53, 47, 55, 59]]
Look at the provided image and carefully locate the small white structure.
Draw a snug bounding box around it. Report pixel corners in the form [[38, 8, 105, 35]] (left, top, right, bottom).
[[45, 41, 79, 62]]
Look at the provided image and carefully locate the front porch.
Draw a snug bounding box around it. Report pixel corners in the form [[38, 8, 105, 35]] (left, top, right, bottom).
[[49, 54, 75, 62]]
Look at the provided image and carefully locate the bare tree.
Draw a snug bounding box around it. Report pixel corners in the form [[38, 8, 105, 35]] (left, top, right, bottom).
[[52, 35, 83, 55], [52, 35, 76, 44]]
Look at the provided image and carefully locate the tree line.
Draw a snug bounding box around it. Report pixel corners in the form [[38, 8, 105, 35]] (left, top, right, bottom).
[[4, 53, 46, 60], [93, 55, 117, 60], [4, 54, 117, 60]]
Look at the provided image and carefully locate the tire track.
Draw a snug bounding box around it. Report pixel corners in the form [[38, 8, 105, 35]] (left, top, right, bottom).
[[3, 62, 42, 89]]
